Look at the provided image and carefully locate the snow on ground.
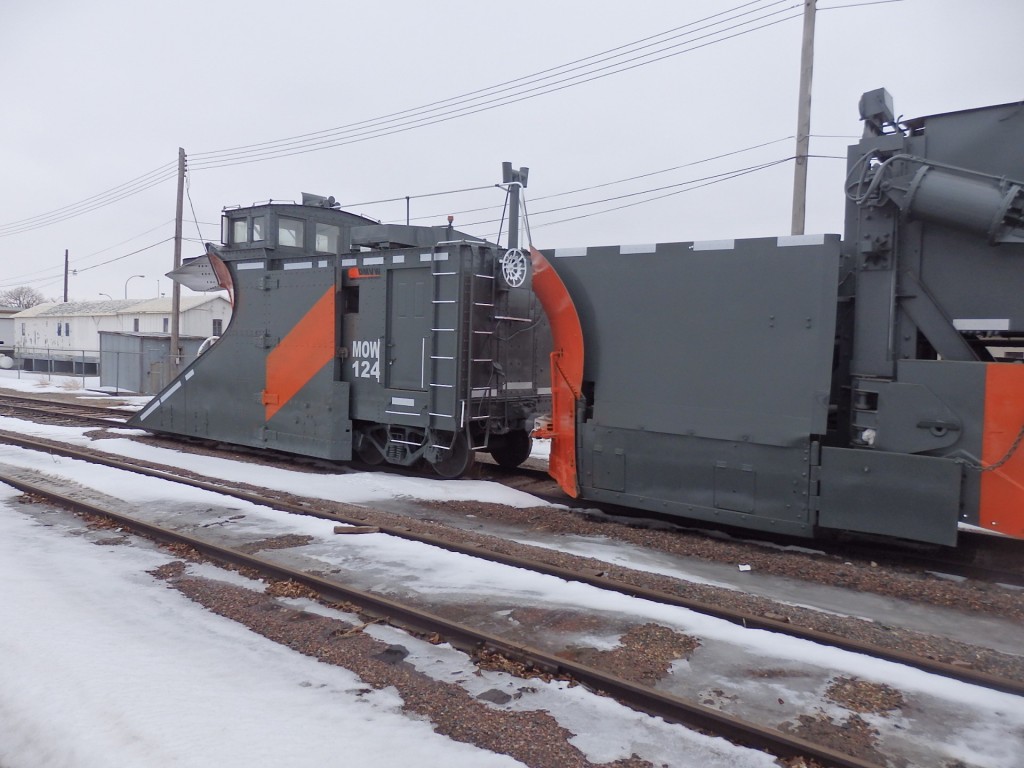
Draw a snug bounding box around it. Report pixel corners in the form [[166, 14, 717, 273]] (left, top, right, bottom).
[[0, 486, 522, 768]]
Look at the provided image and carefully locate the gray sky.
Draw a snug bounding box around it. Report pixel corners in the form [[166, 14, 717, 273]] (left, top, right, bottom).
[[1, 0, 1021, 301]]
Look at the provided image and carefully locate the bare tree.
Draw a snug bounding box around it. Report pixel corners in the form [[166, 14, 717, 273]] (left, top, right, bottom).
[[0, 286, 46, 309]]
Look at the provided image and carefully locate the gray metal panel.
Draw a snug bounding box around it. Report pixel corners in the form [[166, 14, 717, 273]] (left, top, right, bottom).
[[386, 267, 430, 391], [136, 258, 353, 460], [577, 424, 815, 536], [817, 447, 961, 545], [547, 236, 840, 447]]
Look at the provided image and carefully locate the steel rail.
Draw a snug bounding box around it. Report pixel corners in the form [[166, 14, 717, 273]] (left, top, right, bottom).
[[2, 428, 1022, 699], [0, 465, 885, 768], [0, 394, 129, 427]]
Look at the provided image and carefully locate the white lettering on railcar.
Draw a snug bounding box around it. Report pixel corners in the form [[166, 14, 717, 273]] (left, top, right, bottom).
[[350, 339, 381, 381]]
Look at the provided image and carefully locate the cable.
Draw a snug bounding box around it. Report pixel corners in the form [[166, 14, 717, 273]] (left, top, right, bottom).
[[465, 159, 793, 230], [191, 1, 788, 162], [336, 184, 498, 209], [513, 160, 794, 232], [390, 136, 796, 226], [189, 8, 802, 169], [0, 167, 178, 239], [0, 2, 802, 236], [13, 237, 174, 294], [185, 170, 205, 243], [818, 0, 904, 10], [0, 2, 799, 236], [0, 221, 178, 290]]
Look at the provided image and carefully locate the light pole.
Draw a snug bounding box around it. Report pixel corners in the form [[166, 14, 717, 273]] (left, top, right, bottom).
[[124, 274, 145, 299], [99, 293, 113, 300]]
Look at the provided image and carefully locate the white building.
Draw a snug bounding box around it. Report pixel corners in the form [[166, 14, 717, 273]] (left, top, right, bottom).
[[12, 295, 231, 374], [0, 306, 18, 355]]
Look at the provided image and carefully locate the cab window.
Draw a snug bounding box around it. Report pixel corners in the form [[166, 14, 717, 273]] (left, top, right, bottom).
[[278, 217, 304, 248], [252, 216, 265, 242], [232, 218, 248, 244], [316, 223, 339, 254]]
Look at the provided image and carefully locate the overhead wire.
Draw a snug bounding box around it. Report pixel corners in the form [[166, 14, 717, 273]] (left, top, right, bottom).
[[190, 0, 789, 164], [467, 158, 795, 231], [1, 1, 809, 241], [0, 220, 178, 290], [386, 136, 797, 226], [0, 162, 178, 238], [818, 0, 904, 10], [188, 6, 802, 169], [15, 238, 175, 294]]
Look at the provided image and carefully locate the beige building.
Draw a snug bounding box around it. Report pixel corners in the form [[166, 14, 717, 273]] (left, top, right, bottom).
[[12, 295, 231, 374]]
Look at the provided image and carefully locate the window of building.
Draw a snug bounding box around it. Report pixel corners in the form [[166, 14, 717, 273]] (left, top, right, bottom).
[[316, 223, 340, 254], [20, 323, 25, 336], [232, 218, 248, 245], [65, 323, 70, 337], [163, 317, 169, 333], [57, 323, 62, 336], [212, 318, 223, 336], [252, 216, 265, 242], [278, 217, 304, 248], [133, 318, 140, 332]]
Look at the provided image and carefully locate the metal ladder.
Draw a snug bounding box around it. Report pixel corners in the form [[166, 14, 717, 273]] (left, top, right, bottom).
[[427, 244, 459, 435], [465, 245, 499, 450]]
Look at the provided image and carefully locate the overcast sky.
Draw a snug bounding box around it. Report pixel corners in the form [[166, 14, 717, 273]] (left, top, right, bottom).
[[1, 0, 1021, 301]]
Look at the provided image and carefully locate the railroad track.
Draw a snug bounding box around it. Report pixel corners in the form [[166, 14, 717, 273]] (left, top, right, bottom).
[[0, 452, 890, 768], [0, 393, 130, 427]]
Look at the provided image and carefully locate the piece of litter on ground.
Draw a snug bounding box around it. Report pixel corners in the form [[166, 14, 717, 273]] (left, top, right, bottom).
[[738, 564, 752, 572]]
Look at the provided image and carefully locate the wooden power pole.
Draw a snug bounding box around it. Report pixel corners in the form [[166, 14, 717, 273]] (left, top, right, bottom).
[[63, 249, 69, 302], [791, 0, 817, 236], [170, 147, 185, 378]]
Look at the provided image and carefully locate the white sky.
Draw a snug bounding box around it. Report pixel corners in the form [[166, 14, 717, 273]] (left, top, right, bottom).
[[1, 372, 1024, 766], [1, 0, 1021, 300]]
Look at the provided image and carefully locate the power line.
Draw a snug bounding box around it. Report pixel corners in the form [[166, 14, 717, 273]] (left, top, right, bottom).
[[1, 2, 805, 237], [818, 0, 904, 10], [464, 159, 794, 230], [503, 160, 796, 235], [191, 1, 788, 163], [0, 221, 177, 290], [0, 163, 178, 238], [188, 6, 802, 169], [389, 136, 796, 226], [7, 238, 174, 294]]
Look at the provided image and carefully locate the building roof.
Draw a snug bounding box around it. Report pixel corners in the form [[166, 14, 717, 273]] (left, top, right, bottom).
[[128, 295, 228, 314], [12, 294, 228, 319]]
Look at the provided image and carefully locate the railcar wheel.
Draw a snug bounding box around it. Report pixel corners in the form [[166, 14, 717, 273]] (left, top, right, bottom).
[[488, 430, 533, 468], [430, 433, 476, 478], [357, 432, 386, 466]]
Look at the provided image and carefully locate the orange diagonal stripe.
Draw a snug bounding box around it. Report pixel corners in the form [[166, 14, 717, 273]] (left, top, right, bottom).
[[264, 287, 335, 421]]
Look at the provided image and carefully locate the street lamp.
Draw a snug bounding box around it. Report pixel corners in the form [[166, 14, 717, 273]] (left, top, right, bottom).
[[124, 274, 145, 299], [99, 293, 113, 300]]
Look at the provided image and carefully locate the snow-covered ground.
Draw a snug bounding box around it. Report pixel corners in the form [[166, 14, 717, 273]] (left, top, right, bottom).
[[2, 371, 1023, 767]]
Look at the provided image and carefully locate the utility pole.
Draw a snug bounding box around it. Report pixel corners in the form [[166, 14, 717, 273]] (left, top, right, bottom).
[[791, 0, 816, 236], [62, 249, 69, 302], [170, 147, 185, 379]]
